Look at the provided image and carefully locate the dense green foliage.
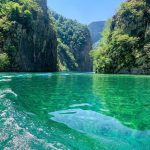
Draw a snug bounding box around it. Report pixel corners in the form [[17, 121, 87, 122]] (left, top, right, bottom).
[[52, 12, 92, 71], [0, 0, 57, 72], [0, 0, 40, 43], [0, 53, 9, 70], [92, 0, 150, 74], [0, 0, 40, 70], [57, 38, 78, 71], [0, 0, 92, 72]]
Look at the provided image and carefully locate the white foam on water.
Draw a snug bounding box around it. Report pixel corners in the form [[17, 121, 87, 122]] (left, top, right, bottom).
[[3, 76, 14, 78], [0, 96, 68, 150], [0, 79, 11, 82], [69, 103, 92, 108], [0, 88, 18, 97], [0, 94, 5, 98]]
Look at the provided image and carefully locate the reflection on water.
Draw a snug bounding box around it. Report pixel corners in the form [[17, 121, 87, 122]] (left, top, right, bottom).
[[93, 75, 150, 130], [0, 73, 150, 149]]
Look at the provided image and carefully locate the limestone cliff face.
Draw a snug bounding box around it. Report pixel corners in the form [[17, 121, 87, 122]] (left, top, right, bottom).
[[14, 0, 57, 72], [74, 28, 93, 72], [0, 0, 57, 72]]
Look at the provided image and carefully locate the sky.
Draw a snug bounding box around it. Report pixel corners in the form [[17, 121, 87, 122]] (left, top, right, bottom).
[[48, 0, 125, 25]]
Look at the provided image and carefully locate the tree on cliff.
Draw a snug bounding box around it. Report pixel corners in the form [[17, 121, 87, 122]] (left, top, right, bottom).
[[0, 0, 57, 72], [91, 0, 150, 74]]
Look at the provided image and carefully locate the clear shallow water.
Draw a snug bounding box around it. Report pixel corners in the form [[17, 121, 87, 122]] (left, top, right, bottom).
[[0, 72, 150, 150]]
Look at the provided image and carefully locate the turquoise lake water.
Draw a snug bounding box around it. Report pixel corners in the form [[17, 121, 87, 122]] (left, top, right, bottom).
[[0, 72, 150, 150]]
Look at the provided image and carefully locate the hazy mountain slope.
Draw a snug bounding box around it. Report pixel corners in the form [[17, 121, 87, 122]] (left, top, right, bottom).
[[88, 21, 105, 45]]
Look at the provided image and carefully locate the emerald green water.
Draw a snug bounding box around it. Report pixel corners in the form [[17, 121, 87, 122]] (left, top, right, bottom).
[[0, 72, 150, 150]]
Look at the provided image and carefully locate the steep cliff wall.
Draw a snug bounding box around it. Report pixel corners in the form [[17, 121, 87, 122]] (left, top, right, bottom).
[[52, 12, 93, 72], [92, 0, 150, 74], [0, 0, 57, 72], [110, 0, 150, 74]]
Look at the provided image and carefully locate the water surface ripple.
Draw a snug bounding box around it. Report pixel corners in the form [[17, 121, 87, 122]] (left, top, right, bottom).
[[0, 73, 150, 150]]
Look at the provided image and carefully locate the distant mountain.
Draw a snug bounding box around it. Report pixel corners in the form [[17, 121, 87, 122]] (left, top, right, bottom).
[[88, 21, 105, 45]]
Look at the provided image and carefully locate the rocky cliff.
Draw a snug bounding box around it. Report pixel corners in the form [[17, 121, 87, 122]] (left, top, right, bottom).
[[0, 0, 57, 72], [52, 12, 93, 72], [88, 21, 105, 46], [92, 0, 150, 74]]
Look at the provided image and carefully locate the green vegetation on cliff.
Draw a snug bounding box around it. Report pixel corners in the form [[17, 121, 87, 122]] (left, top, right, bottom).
[[52, 12, 92, 71], [0, 0, 57, 72], [0, 53, 9, 70], [91, 0, 150, 74], [0, 0, 92, 72]]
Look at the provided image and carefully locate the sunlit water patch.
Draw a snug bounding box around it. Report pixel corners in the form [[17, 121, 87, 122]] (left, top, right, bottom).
[[0, 73, 150, 150]]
